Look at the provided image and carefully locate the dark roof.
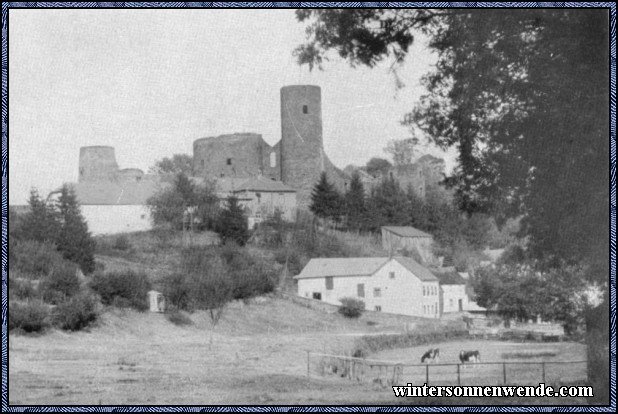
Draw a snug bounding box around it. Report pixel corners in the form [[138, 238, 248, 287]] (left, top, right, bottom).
[[382, 226, 433, 239], [393, 256, 438, 282], [69, 179, 169, 206], [294, 257, 389, 279], [432, 270, 467, 285]]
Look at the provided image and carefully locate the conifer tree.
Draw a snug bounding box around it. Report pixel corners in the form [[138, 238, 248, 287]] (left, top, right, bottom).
[[216, 196, 249, 246], [55, 184, 96, 273], [345, 171, 365, 231], [310, 172, 342, 221]]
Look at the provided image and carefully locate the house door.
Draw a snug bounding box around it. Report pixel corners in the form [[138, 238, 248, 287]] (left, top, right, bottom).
[[458, 299, 463, 311], [312, 292, 322, 300]]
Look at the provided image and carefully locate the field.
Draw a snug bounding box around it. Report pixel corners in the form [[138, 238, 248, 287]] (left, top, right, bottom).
[[9, 296, 589, 406]]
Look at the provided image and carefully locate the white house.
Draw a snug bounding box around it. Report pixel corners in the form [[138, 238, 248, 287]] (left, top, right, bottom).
[[433, 269, 486, 315], [69, 179, 166, 235], [294, 256, 440, 318]]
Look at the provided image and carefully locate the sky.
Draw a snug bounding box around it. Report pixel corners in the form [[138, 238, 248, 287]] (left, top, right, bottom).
[[8, 8, 457, 205]]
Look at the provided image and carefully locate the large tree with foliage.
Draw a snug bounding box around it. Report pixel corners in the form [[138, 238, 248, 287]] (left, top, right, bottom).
[[149, 154, 194, 175], [14, 189, 61, 243], [216, 196, 250, 246], [365, 157, 392, 177], [344, 171, 366, 231], [295, 8, 609, 282]]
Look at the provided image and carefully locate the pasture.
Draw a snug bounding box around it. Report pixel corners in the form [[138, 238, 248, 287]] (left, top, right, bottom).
[[370, 340, 588, 387]]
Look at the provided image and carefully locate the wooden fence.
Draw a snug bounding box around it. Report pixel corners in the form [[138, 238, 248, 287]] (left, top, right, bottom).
[[307, 352, 588, 388]]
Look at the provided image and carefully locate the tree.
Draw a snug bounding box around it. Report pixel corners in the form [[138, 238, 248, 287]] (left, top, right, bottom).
[[55, 185, 96, 273], [15, 189, 60, 243], [363, 175, 408, 232], [215, 196, 249, 246], [384, 137, 418, 166], [149, 154, 193, 175], [295, 8, 609, 282], [365, 157, 392, 177], [344, 171, 366, 231], [147, 173, 218, 230], [310, 172, 343, 221]]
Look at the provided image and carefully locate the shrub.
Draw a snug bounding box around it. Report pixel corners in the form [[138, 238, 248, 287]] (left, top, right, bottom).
[[113, 235, 131, 251], [39, 261, 81, 304], [55, 293, 99, 331], [166, 311, 193, 326], [9, 300, 51, 333], [162, 273, 194, 311], [9, 239, 67, 279], [90, 270, 151, 311], [8, 275, 37, 301], [338, 297, 365, 318]]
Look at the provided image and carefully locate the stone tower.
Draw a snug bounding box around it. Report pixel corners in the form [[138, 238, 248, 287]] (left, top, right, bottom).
[[280, 85, 325, 208], [78, 146, 119, 182]]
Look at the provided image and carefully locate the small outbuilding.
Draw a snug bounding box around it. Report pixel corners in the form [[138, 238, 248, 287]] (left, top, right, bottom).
[[381, 226, 436, 264], [148, 290, 166, 313]]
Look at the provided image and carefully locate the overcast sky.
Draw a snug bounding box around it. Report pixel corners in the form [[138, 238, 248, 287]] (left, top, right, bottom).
[[9, 8, 456, 204]]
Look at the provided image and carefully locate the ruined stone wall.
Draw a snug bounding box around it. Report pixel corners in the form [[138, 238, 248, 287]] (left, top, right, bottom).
[[280, 85, 325, 208], [79, 146, 119, 182], [260, 140, 281, 181], [192, 133, 280, 180]]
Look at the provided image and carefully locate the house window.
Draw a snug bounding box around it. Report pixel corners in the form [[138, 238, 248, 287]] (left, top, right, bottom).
[[423, 286, 426, 296], [302, 105, 308, 114], [256, 192, 261, 203], [227, 158, 232, 165], [375, 305, 382, 312], [325, 277, 333, 290], [357, 284, 365, 298], [312, 292, 322, 300], [373, 288, 381, 298], [449, 299, 454, 307], [140, 214, 146, 219], [389, 271, 395, 279], [201, 159, 205, 167]]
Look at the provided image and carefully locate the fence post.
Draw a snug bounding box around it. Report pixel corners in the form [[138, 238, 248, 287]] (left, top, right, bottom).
[[306, 351, 310, 377], [457, 364, 460, 385], [542, 362, 546, 383], [425, 364, 429, 385], [503, 362, 507, 384]]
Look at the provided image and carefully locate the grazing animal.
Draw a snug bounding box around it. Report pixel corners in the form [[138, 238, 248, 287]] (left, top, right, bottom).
[[421, 348, 440, 363], [459, 350, 481, 364]]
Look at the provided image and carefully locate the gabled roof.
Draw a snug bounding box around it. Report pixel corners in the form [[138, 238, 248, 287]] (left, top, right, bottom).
[[293, 256, 438, 282], [432, 269, 467, 285], [382, 226, 433, 239], [393, 256, 439, 282], [294, 257, 389, 279], [234, 177, 296, 193], [69, 179, 169, 206]]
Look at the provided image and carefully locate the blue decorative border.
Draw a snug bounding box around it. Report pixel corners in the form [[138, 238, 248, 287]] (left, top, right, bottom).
[[0, 2, 615, 412]]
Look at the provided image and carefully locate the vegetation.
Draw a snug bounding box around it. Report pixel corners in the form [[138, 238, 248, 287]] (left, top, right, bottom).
[[8, 301, 51, 333], [166, 311, 193, 326], [215, 196, 250, 246], [147, 172, 219, 231], [89, 270, 151, 311], [364, 157, 392, 177], [310, 172, 343, 222], [148, 153, 194, 175], [54, 293, 99, 331], [338, 297, 365, 318]]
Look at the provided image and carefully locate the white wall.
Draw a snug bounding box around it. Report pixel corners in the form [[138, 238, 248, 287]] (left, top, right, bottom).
[[81, 205, 152, 235], [441, 284, 468, 313], [296, 259, 440, 318]]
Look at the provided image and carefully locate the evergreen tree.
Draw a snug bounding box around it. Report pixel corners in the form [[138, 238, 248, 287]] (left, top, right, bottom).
[[16, 189, 60, 243], [310, 172, 343, 221], [55, 184, 96, 273], [344, 171, 365, 231], [364, 175, 408, 231], [216, 196, 249, 246]]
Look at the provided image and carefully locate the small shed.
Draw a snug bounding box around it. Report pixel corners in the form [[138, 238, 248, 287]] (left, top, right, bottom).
[[148, 290, 166, 313], [381, 226, 435, 264]]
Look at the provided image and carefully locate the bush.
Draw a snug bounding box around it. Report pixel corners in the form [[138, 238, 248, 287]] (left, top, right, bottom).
[[113, 235, 131, 251], [39, 261, 81, 304], [166, 311, 193, 326], [338, 297, 365, 318], [9, 301, 51, 333], [8, 239, 67, 279], [90, 270, 151, 311], [8, 275, 37, 301], [162, 273, 194, 311], [55, 293, 99, 331]]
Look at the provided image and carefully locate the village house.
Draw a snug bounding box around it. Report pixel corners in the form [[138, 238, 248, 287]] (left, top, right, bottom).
[[381, 226, 436, 265], [294, 256, 440, 318]]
